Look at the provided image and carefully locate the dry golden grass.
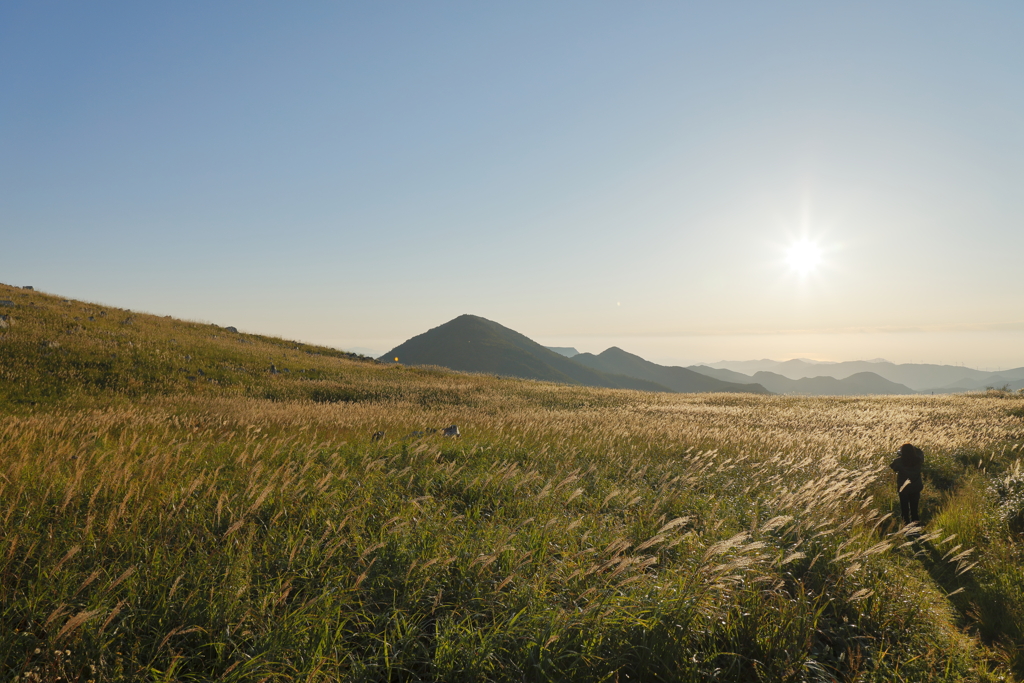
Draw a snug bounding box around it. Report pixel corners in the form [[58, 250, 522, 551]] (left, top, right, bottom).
[[3, 387, 1023, 681], [3, 283, 1024, 681]]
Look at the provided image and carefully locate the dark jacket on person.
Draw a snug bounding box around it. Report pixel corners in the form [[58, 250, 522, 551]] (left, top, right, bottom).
[[890, 449, 923, 493]]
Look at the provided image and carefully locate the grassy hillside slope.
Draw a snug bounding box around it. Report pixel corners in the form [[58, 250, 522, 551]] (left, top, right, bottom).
[[3, 285, 1024, 682], [380, 314, 672, 393], [0, 283, 386, 408]]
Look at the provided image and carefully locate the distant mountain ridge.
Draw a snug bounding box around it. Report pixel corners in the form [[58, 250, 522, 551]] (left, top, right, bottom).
[[573, 347, 770, 395], [706, 358, 1024, 392], [381, 316, 1018, 396], [749, 371, 915, 396], [688, 365, 916, 396], [380, 315, 671, 392], [688, 366, 759, 385], [381, 316, 768, 395]]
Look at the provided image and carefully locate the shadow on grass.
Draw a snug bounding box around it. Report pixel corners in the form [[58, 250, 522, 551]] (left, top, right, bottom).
[[914, 481, 1024, 677]]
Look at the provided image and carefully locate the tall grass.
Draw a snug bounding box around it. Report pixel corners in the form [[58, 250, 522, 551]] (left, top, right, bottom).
[[3, 390, 1022, 681], [2, 283, 1024, 681]]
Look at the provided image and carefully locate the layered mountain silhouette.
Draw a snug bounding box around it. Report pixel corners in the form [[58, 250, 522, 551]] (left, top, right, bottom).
[[748, 371, 915, 396], [380, 315, 671, 392], [686, 366, 757, 385], [684, 362, 917, 395], [380, 315, 768, 394], [573, 347, 770, 394], [702, 359, 1024, 393], [687, 365, 914, 395], [381, 315, 1005, 396]]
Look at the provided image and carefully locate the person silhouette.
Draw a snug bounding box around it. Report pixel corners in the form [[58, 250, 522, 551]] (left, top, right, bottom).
[[890, 443, 924, 526]]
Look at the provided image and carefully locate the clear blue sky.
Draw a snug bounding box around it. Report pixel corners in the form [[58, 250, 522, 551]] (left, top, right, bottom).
[[3, 3, 1023, 368]]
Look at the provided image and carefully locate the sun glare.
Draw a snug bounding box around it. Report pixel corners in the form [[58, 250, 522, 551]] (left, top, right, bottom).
[[785, 239, 823, 276]]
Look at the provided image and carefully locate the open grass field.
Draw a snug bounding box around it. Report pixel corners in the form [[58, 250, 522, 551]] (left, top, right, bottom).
[[3, 283, 1024, 682]]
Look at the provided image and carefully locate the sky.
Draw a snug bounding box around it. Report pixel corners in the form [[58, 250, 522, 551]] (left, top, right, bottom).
[[3, 2, 1023, 369]]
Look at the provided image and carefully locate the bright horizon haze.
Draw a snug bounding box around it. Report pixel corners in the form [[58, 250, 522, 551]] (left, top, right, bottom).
[[3, 3, 1023, 370]]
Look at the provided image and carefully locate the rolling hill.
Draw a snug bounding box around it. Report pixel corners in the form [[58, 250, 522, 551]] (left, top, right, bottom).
[[0, 282, 384, 408], [380, 315, 673, 392], [573, 347, 771, 394]]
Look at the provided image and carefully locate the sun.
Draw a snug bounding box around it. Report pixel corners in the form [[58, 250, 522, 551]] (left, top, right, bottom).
[[785, 238, 823, 276]]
